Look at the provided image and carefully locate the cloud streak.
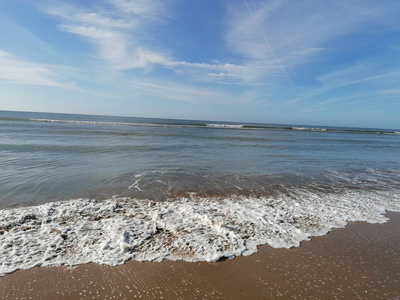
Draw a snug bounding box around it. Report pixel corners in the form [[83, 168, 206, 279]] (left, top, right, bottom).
[[225, 0, 400, 79], [242, 0, 295, 89], [0, 50, 72, 88], [130, 81, 228, 103]]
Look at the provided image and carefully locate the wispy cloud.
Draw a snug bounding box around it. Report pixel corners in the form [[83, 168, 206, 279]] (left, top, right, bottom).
[[126, 79, 262, 106], [379, 88, 400, 95], [317, 69, 400, 91], [225, 0, 399, 80], [0, 50, 72, 88], [108, 0, 167, 18], [44, 5, 135, 28], [41, 0, 171, 70], [130, 81, 227, 103], [364, 102, 400, 109], [207, 73, 235, 78], [59, 24, 169, 69]]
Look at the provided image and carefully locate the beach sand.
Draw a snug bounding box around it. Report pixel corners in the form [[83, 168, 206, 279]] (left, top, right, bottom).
[[0, 211, 399, 300]]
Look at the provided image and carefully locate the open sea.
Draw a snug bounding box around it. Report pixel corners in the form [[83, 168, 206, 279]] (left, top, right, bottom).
[[1, 110, 400, 276]]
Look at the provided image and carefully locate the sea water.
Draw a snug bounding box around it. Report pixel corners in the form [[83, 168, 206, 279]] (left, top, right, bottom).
[[1, 110, 399, 276]]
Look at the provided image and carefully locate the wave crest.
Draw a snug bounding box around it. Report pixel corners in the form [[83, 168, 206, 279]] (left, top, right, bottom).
[[292, 127, 327, 132], [206, 124, 244, 128]]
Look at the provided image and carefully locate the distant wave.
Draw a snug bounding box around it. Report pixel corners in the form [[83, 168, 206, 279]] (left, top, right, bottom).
[[30, 118, 249, 130], [30, 118, 192, 128], [207, 124, 244, 129], [344, 129, 400, 135], [292, 127, 328, 132]]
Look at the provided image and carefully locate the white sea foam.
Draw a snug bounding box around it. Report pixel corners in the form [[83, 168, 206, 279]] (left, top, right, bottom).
[[206, 124, 244, 128], [1, 190, 399, 277], [292, 127, 327, 132]]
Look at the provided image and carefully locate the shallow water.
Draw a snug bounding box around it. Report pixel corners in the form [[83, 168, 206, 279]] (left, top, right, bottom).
[[1, 110, 399, 207], [0, 110, 399, 276]]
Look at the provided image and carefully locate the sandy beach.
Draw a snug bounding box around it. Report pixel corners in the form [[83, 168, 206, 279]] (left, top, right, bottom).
[[0, 211, 398, 299]]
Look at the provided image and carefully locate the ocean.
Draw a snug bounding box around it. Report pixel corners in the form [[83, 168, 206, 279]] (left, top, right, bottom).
[[1, 110, 400, 275]]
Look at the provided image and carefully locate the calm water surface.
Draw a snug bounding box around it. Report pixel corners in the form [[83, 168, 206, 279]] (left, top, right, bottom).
[[1, 110, 399, 208]]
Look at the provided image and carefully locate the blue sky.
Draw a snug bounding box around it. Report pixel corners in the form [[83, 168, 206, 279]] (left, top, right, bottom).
[[0, 0, 399, 128]]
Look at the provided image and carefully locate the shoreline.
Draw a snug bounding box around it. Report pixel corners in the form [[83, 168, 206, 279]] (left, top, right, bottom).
[[1, 211, 399, 299]]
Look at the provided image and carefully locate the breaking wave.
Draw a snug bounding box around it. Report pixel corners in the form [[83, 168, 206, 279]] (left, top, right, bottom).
[[292, 127, 328, 132], [1, 189, 399, 277], [206, 124, 244, 129]]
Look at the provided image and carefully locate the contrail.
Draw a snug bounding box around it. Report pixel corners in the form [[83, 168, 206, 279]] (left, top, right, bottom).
[[243, 0, 295, 90]]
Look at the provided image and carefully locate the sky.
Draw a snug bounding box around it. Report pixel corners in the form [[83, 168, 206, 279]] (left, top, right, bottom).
[[0, 0, 399, 128]]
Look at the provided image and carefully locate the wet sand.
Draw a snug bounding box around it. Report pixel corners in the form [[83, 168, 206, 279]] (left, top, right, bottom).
[[1, 212, 399, 300]]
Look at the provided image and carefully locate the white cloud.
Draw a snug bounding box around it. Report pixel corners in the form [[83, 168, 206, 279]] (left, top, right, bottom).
[[0, 50, 71, 88], [44, 5, 135, 28], [107, 0, 167, 18], [42, 0, 170, 71], [207, 73, 235, 77], [59, 24, 169, 69]]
